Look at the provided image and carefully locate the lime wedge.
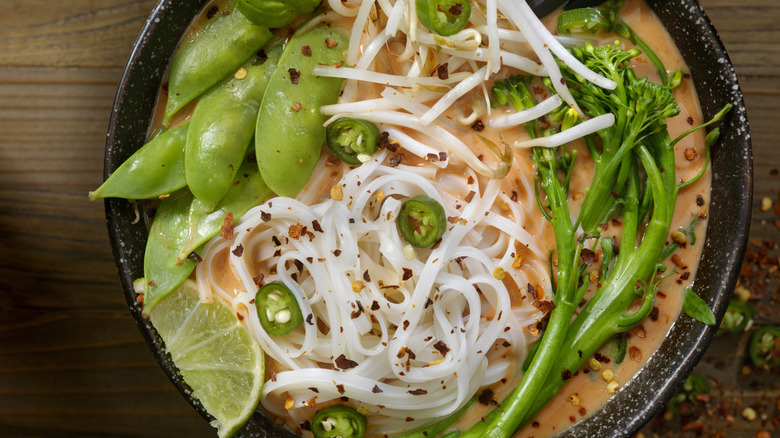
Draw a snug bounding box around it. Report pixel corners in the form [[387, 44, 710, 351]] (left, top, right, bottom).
[[150, 280, 264, 438]]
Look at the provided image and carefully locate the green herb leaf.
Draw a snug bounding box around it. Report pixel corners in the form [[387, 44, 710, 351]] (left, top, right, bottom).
[[683, 288, 716, 326]]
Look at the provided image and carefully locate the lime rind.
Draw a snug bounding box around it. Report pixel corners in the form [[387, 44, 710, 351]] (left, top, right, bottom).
[[150, 280, 264, 438]]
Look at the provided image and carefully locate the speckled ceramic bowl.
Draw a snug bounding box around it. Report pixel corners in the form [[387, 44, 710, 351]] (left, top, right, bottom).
[[103, 1, 752, 436]]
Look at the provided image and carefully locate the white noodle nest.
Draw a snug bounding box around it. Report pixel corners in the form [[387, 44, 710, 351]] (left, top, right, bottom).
[[197, 151, 550, 433]]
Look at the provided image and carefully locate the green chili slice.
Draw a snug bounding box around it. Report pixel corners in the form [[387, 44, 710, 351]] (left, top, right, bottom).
[[311, 405, 367, 438], [749, 326, 780, 369], [557, 8, 611, 35], [397, 195, 447, 248], [326, 118, 381, 166], [717, 299, 755, 335], [255, 282, 304, 336], [415, 0, 471, 36]]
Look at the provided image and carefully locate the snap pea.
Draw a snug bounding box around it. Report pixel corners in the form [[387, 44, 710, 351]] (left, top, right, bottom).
[[236, 0, 298, 27], [89, 123, 189, 201], [255, 24, 347, 198], [143, 158, 272, 313], [185, 45, 282, 211], [162, 2, 274, 127]]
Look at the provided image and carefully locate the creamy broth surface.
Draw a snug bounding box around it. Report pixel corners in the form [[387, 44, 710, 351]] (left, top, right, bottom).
[[151, 0, 711, 436]]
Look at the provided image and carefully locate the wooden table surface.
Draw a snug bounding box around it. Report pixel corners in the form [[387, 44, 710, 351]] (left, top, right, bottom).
[[0, 1, 778, 437]]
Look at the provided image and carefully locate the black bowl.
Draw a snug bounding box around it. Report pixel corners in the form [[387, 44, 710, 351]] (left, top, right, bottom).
[[104, 1, 752, 436]]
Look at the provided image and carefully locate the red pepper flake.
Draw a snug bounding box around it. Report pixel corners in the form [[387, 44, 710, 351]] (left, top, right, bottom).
[[291, 102, 302, 112], [562, 369, 572, 380], [406, 417, 414, 422], [424, 297, 433, 308], [426, 153, 439, 162], [471, 120, 484, 131], [408, 388, 428, 395], [253, 273, 264, 286], [687, 116, 694, 125], [325, 37, 339, 48], [306, 313, 314, 325], [288, 68, 301, 84], [580, 248, 597, 266], [402, 268, 413, 281], [301, 45, 312, 56], [136, 293, 144, 303], [272, 235, 282, 246], [439, 152, 447, 162], [671, 254, 687, 270], [300, 420, 312, 431], [465, 191, 476, 203], [448, 3, 463, 15], [220, 212, 234, 239], [433, 340, 449, 356], [261, 211, 271, 222], [403, 320, 410, 330], [437, 63, 449, 80], [335, 384, 345, 394], [532, 421, 540, 428], [478, 389, 495, 405], [629, 346, 642, 362], [389, 153, 404, 167], [650, 306, 659, 321], [335, 354, 358, 370], [371, 300, 380, 311], [363, 270, 371, 282], [312, 220, 323, 233], [187, 252, 202, 263], [579, 407, 587, 416], [206, 6, 219, 19], [333, 249, 342, 256], [332, 61, 345, 68], [369, 385, 382, 394], [232, 244, 244, 257]]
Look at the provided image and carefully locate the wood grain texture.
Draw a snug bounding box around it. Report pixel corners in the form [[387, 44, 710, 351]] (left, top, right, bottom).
[[0, 0, 776, 437]]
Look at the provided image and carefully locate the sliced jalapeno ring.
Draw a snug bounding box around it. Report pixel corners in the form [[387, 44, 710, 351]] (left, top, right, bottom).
[[557, 8, 611, 35], [415, 0, 471, 36], [326, 118, 381, 166], [749, 326, 780, 368], [397, 195, 447, 248], [255, 282, 303, 336], [717, 299, 755, 335], [311, 405, 367, 438]]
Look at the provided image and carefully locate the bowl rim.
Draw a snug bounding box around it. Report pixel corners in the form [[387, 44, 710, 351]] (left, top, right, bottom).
[[104, 0, 753, 436]]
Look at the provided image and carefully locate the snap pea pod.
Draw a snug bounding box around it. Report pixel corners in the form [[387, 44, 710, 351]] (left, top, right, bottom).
[[90, 123, 189, 201], [143, 159, 272, 313], [185, 45, 282, 211], [162, 2, 274, 127], [255, 25, 347, 198]]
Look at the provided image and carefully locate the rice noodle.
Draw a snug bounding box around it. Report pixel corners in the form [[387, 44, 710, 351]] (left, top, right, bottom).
[[198, 150, 549, 433]]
